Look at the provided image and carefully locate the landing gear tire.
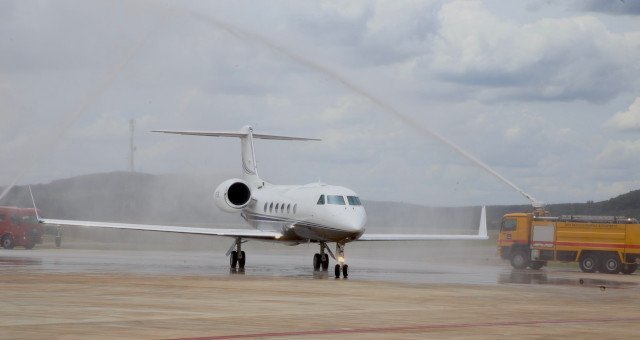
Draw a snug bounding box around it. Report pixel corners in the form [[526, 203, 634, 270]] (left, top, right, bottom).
[[238, 251, 246, 269], [529, 261, 545, 270], [334, 264, 348, 278], [600, 254, 621, 274], [321, 255, 329, 271], [579, 254, 598, 273], [230, 250, 238, 268], [510, 250, 529, 269], [2, 235, 14, 249], [621, 263, 638, 275], [313, 253, 321, 271]]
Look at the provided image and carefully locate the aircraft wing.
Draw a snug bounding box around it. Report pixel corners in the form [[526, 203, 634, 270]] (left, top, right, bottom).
[[39, 218, 282, 240], [357, 206, 489, 241]]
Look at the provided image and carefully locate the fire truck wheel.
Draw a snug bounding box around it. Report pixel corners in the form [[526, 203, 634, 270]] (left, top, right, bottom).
[[529, 261, 545, 270], [510, 250, 530, 269], [1, 235, 14, 249], [230, 251, 238, 268], [24, 244, 35, 250], [600, 254, 621, 274], [579, 254, 598, 273], [621, 264, 637, 275]]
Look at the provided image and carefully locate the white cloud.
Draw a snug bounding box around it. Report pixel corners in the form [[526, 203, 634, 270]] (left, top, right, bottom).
[[424, 0, 640, 103], [603, 97, 640, 131], [595, 139, 640, 166]]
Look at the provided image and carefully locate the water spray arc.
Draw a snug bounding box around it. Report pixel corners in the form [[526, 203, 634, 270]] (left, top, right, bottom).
[[0, 19, 163, 202], [180, 9, 542, 207]]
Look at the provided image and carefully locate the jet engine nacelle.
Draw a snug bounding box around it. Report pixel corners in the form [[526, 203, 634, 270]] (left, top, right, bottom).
[[214, 178, 252, 213]]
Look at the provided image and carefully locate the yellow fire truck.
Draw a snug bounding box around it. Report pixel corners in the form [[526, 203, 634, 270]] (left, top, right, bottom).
[[498, 211, 640, 274]]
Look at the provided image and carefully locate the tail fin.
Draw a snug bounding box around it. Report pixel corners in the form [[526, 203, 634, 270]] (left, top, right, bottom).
[[153, 125, 320, 185]]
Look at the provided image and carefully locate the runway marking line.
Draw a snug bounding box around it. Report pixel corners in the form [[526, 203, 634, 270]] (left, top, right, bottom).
[[168, 317, 640, 340]]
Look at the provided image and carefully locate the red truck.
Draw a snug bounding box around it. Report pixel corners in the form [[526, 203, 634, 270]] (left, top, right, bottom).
[[0, 206, 43, 249]]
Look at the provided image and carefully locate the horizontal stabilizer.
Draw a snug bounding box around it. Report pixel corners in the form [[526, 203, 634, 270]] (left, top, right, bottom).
[[152, 130, 321, 141]]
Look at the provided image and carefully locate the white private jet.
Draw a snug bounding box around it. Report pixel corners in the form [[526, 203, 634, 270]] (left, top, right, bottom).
[[33, 125, 488, 278]]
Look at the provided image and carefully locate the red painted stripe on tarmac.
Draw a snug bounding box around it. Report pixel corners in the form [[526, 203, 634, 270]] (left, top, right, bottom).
[[167, 317, 640, 340]]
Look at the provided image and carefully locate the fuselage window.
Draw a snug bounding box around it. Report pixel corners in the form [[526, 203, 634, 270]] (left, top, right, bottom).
[[293, 204, 297, 214], [347, 196, 361, 206], [317, 195, 325, 205], [275, 203, 279, 213], [280, 203, 284, 213], [327, 195, 346, 205], [287, 204, 291, 214], [264, 202, 268, 213], [269, 202, 273, 213]]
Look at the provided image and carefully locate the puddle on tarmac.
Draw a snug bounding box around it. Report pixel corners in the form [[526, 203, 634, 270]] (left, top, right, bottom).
[[499, 270, 638, 289]]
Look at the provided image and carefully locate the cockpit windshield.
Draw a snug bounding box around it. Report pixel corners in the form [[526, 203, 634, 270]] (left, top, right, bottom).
[[327, 195, 346, 205], [347, 196, 361, 206]]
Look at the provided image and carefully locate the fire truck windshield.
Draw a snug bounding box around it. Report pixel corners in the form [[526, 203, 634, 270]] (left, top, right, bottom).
[[22, 215, 38, 225]]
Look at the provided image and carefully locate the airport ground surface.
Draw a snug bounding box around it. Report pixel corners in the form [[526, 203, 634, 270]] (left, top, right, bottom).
[[1, 240, 639, 339]]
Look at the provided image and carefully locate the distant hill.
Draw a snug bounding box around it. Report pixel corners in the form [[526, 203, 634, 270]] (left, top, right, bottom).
[[2, 172, 639, 233]]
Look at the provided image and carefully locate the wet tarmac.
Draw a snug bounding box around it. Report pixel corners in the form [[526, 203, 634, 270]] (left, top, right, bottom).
[[1, 242, 639, 339], [1, 242, 638, 288]]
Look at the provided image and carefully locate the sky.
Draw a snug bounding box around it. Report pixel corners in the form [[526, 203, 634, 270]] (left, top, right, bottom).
[[1, 0, 640, 207]]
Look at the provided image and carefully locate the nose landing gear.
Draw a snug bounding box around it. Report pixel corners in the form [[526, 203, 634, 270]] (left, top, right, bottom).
[[334, 242, 348, 278]]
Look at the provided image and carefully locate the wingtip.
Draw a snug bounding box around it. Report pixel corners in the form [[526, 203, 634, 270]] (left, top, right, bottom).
[[478, 206, 488, 238]]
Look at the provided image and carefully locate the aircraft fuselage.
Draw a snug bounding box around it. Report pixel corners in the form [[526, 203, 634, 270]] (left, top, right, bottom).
[[242, 182, 367, 244]]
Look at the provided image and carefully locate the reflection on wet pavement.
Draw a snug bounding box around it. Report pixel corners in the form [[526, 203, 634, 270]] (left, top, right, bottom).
[[0, 256, 42, 267], [499, 270, 638, 289], [0, 248, 638, 289]]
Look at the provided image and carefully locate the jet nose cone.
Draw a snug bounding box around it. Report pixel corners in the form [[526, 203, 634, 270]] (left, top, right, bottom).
[[342, 209, 367, 232]]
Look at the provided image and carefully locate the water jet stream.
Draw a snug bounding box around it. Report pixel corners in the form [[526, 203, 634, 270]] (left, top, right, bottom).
[[180, 9, 539, 205], [0, 19, 164, 201]]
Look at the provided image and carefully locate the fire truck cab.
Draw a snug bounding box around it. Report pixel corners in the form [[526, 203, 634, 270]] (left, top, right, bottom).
[[0, 206, 43, 249]]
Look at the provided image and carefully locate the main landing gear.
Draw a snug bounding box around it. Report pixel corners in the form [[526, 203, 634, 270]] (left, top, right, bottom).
[[229, 238, 246, 271], [313, 242, 330, 271]]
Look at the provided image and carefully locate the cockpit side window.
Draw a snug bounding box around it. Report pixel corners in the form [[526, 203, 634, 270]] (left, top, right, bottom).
[[317, 195, 325, 205], [347, 196, 361, 206], [327, 195, 346, 205]]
